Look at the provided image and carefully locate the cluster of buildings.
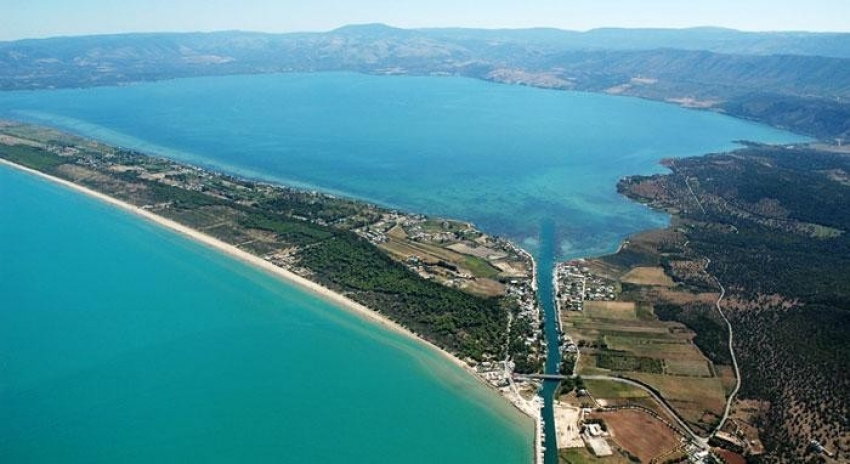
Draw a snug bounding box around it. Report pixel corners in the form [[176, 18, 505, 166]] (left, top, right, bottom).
[[354, 212, 546, 378], [505, 276, 544, 352], [49, 144, 80, 158], [709, 418, 767, 458], [581, 421, 614, 457], [710, 431, 746, 454], [357, 212, 459, 244], [358, 228, 389, 244], [475, 360, 514, 387], [475, 357, 544, 431], [555, 261, 616, 312], [404, 220, 466, 244], [683, 444, 716, 463], [500, 244, 544, 357], [57, 140, 222, 197], [354, 211, 424, 244]]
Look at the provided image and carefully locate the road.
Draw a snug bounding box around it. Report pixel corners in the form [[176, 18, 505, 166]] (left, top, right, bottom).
[[684, 176, 707, 215], [705, 258, 742, 436], [581, 375, 709, 446], [521, 372, 710, 446], [672, 159, 707, 216]]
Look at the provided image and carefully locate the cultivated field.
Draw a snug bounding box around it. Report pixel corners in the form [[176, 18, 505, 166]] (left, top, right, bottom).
[[558, 447, 631, 464], [716, 365, 738, 395], [627, 373, 726, 430], [580, 378, 683, 426], [621, 266, 675, 286], [595, 409, 683, 462], [584, 379, 650, 400], [563, 300, 727, 431], [379, 234, 506, 296], [583, 301, 636, 320], [665, 359, 713, 377]]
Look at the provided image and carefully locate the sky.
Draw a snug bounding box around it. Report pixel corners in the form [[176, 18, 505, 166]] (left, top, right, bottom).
[[2, 0, 849, 41]]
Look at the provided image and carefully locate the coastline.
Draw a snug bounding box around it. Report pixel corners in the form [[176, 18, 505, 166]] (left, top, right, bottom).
[[0, 59, 830, 461], [0, 158, 540, 431], [511, 244, 546, 464]]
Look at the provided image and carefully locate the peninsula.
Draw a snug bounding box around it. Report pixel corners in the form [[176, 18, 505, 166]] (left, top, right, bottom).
[[549, 142, 850, 463], [0, 121, 547, 451]]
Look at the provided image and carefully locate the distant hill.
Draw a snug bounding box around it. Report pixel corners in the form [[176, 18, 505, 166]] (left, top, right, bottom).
[[1, 25, 849, 139], [424, 26, 850, 58]]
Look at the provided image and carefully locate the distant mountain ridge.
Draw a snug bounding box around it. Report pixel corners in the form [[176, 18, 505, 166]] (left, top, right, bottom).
[[418, 25, 850, 58], [1, 24, 849, 139], [13, 24, 845, 55]]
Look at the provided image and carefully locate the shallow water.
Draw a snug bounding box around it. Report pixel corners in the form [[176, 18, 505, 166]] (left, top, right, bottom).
[[0, 72, 806, 258], [0, 166, 533, 463]]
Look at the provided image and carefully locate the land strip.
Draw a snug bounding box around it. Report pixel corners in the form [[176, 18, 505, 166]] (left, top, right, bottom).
[[0, 158, 418, 347], [0, 123, 548, 447]]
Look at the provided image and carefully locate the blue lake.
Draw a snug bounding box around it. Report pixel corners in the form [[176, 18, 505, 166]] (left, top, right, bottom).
[[0, 73, 805, 257]]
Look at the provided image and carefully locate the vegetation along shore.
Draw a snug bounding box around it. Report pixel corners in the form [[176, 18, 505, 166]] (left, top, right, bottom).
[[3, 120, 848, 464], [0, 122, 548, 444]]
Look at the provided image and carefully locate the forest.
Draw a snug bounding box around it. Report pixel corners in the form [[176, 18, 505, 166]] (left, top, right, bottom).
[[618, 144, 850, 461]]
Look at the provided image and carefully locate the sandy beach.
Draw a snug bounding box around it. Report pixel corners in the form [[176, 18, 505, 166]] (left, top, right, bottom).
[[0, 157, 536, 419], [0, 159, 441, 349]]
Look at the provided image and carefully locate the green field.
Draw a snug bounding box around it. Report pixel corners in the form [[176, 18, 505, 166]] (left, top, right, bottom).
[[584, 379, 650, 399], [563, 296, 727, 431], [559, 447, 633, 464]]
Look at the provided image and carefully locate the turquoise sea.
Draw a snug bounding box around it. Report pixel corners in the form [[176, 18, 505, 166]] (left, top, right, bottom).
[[0, 166, 532, 462], [0, 73, 806, 463]]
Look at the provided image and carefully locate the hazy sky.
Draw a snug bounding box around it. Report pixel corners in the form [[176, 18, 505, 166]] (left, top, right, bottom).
[[3, 0, 849, 41]]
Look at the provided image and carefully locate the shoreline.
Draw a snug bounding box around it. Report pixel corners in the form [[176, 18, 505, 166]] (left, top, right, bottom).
[[0, 158, 540, 434], [511, 244, 546, 464]]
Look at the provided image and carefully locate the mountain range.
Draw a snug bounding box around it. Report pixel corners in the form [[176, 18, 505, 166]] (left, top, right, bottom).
[[2, 24, 849, 139]]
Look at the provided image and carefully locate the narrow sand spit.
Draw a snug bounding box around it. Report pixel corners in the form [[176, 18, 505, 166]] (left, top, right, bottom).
[[0, 158, 538, 423]]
